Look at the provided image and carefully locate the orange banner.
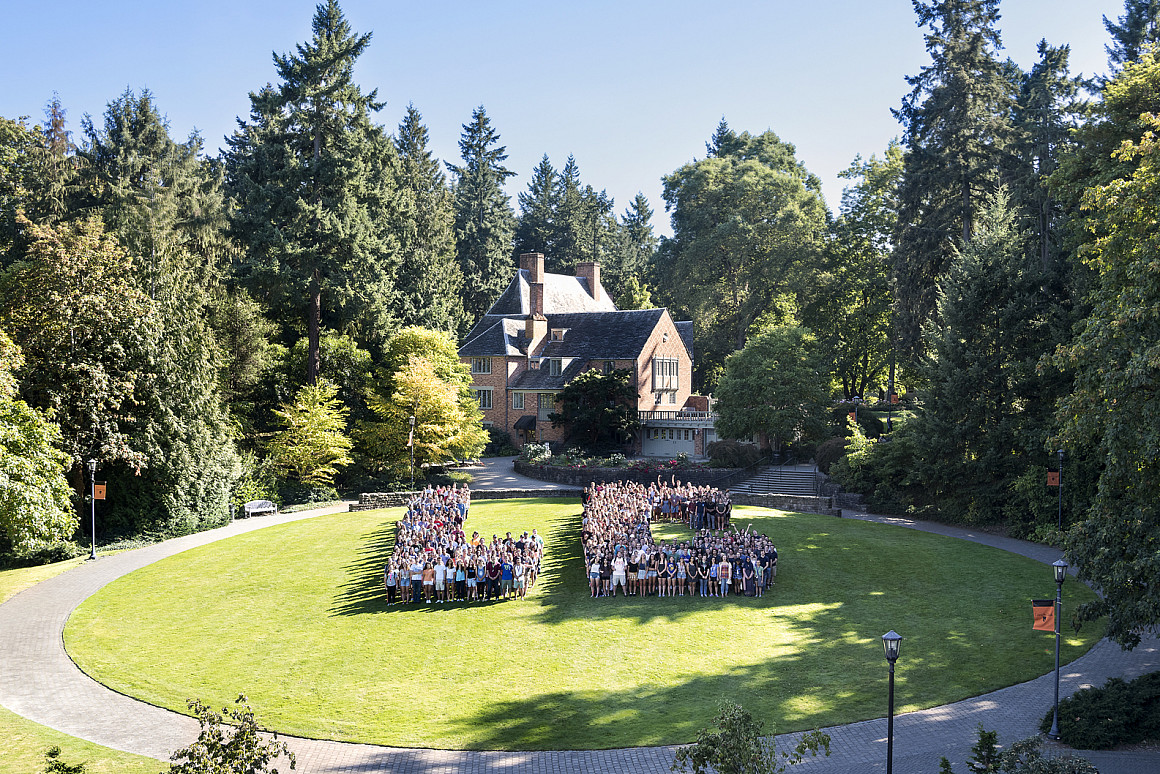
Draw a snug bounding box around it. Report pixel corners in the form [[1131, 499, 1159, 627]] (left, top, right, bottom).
[[1047, 471, 1060, 487], [93, 483, 106, 500], [1033, 600, 1055, 632]]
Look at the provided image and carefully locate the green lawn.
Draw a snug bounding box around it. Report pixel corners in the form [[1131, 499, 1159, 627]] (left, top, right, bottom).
[[65, 499, 1102, 750], [0, 705, 161, 774]]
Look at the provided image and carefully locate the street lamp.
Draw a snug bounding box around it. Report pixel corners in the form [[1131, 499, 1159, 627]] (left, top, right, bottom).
[[882, 630, 902, 774], [408, 415, 416, 492], [1048, 559, 1068, 739], [87, 459, 97, 560], [886, 381, 895, 433], [1056, 449, 1064, 530]]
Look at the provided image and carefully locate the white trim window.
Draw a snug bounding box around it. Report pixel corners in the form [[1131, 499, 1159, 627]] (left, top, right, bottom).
[[652, 357, 679, 391], [471, 357, 492, 374], [538, 393, 556, 421], [474, 388, 493, 410], [512, 392, 524, 410]]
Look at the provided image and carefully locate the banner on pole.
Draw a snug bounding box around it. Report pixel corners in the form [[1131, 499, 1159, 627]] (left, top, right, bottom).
[[1047, 471, 1060, 487], [93, 482, 106, 500], [1032, 599, 1055, 632], [407, 429, 413, 448]]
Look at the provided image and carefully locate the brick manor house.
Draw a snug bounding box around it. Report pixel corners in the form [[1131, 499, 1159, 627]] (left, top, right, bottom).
[[458, 253, 718, 456]]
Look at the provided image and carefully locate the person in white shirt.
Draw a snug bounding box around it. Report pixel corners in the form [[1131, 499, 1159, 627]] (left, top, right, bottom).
[[611, 551, 628, 597]]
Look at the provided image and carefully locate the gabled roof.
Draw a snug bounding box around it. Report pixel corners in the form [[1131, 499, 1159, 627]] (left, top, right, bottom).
[[486, 268, 618, 316], [459, 316, 527, 357], [675, 320, 695, 362]]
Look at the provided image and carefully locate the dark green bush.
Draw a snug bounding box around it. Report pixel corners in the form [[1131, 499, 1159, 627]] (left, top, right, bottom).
[[482, 428, 519, 457], [706, 440, 762, 468], [1040, 672, 1160, 749], [277, 482, 340, 506], [815, 437, 848, 474]]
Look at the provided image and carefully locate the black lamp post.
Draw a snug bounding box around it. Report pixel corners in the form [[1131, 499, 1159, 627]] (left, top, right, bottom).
[[1056, 449, 1064, 530], [882, 630, 902, 774], [1048, 559, 1068, 738], [886, 380, 895, 433], [87, 458, 97, 560], [409, 415, 416, 492]]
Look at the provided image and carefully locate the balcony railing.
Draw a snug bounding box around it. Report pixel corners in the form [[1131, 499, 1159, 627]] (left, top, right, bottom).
[[638, 410, 716, 422]]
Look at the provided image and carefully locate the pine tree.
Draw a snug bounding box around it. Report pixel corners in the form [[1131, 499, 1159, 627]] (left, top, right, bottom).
[[513, 154, 561, 259], [226, 0, 401, 382], [892, 0, 1015, 357], [447, 106, 515, 325], [1104, 0, 1160, 71], [393, 104, 464, 334]]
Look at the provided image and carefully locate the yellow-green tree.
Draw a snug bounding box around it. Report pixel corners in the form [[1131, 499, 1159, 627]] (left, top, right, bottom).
[[358, 326, 487, 476], [267, 380, 353, 488]]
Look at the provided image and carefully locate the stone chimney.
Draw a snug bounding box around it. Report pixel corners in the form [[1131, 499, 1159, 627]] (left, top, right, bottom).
[[520, 252, 545, 284], [576, 261, 601, 303]]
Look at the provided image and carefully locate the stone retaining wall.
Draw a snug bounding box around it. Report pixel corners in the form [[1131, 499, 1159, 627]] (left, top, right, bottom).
[[731, 492, 841, 517], [513, 459, 744, 488], [348, 488, 583, 511]]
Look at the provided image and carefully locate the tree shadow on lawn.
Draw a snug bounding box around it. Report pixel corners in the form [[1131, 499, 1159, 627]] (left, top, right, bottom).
[[434, 599, 927, 751], [329, 516, 395, 616]]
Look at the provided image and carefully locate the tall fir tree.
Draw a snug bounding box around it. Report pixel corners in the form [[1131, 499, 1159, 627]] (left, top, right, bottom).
[[908, 190, 1056, 523], [607, 192, 658, 306], [1104, 0, 1160, 71], [513, 154, 562, 260], [1009, 41, 1082, 273], [891, 0, 1015, 358], [226, 0, 402, 382], [393, 104, 464, 334], [447, 106, 515, 326]]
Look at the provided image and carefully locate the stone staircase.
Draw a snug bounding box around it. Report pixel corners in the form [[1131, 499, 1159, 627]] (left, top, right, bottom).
[[729, 464, 820, 497]]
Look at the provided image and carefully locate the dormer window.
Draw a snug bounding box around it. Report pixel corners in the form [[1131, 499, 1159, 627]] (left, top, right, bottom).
[[549, 358, 563, 376], [550, 328, 567, 341]]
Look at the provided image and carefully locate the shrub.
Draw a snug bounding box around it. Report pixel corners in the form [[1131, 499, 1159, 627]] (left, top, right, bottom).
[[1040, 672, 1160, 749], [518, 442, 552, 465], [815, 437, 848, 474], [482, 428, 519, 457], [707, 440, 762, 468]]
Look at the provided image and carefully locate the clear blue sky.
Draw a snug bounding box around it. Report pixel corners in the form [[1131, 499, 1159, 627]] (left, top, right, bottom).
[[3, 0, 1123, 236]]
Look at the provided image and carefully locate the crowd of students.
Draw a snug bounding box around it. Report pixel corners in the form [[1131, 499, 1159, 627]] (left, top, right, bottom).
[[382, 484, 544, 604], [581, 480, 778, 599]]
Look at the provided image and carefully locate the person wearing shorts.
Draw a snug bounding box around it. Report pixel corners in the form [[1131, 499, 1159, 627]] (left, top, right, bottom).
[[589, 556, 601, 598], [501, 557, 514, 599], [611, 551, 628, 597], [434, 559, 447, 603]]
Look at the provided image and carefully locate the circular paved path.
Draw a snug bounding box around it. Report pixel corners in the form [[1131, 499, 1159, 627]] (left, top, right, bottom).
[[2, 462, 1158, 773]]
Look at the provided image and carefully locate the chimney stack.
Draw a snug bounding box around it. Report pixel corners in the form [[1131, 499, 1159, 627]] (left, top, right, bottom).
[[576, 261, 601, 303], [520, 252, 545, 284]]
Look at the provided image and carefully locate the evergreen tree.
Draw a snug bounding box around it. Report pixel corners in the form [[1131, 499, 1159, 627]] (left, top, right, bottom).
[[447, 106, 515, 326], [78, 88, 230, 289], [892, 0, 1015, 357], [1104, 0, 1160, 71], [1009, 41, 1082, 273], [514, 154, 562, 259], [908, 190, 1055, 523], [393, 104, 464, 334], [226, 0, 402, 382]]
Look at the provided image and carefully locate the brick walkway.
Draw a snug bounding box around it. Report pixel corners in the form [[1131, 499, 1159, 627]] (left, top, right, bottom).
[[1, 493, 1157, 773]]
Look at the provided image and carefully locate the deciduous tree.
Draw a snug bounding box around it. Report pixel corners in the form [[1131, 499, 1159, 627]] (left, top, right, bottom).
[[548, 368, 639, 452]]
